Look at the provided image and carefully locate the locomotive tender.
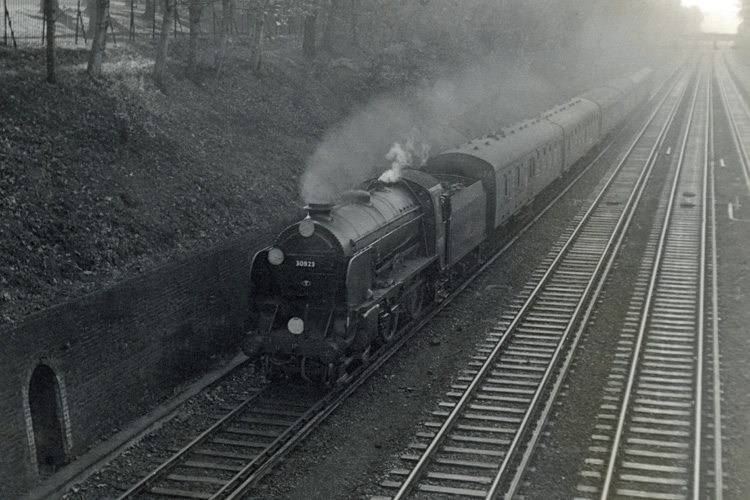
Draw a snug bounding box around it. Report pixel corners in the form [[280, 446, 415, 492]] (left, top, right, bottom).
[[242, 68, 654, 383]]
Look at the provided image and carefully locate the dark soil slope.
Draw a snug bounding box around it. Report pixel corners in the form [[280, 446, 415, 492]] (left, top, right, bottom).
[[0, 44, 373, 324]]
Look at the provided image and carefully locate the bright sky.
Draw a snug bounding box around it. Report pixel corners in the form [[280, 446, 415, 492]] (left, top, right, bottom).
[[682, 0, 741, 33]]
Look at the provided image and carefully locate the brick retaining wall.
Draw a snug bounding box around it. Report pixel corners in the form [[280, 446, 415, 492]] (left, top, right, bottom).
[[0, 233, 263, 499]]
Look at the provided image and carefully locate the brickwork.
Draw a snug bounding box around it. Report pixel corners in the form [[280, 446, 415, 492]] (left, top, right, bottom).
[[0, 234, 259, 499]]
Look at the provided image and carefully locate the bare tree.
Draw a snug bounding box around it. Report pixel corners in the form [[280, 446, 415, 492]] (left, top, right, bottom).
[[251, 0, 271, 72], [44, 0, 56, 83], [349, 0, 358, 46], [153, 0, 174, 87], [187, 0, 203, 78], [39, 0, 58, 13], [87, 0, 110, 76], [321, 0, 337, 52], [302, 10, 317, 59], [143, 0, 155, 19], [214, 0, 233, 71], [86, 0, 96, 38]]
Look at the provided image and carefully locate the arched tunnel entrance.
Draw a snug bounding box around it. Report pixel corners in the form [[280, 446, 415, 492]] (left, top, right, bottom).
[[28, 364, 68, 475]]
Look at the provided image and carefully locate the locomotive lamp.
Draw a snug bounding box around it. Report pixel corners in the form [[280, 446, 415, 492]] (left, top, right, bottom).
[[288, 317, 304, 335], [299, 219, 315, 237], [268, 247, 284, 265]]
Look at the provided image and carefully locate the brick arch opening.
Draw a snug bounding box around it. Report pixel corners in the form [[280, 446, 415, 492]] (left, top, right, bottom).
[[28, 364, 69, 475]]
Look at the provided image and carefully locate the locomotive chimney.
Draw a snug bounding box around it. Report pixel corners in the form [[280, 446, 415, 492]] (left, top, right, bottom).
[[305, 203, 334, 218]]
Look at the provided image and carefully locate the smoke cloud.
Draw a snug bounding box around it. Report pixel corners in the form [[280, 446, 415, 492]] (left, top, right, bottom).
[[299, 60, 560, 204], [299, 1, 671, 204]]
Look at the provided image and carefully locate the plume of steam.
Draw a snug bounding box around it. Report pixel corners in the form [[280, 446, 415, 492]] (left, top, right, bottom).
[[379, 142, 411, 183], [379, 136, 432, 183]]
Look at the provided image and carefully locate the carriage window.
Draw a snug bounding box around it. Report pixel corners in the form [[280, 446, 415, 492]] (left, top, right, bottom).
[[504, 174, 508, 197], [530, 158, 536, 178], [516, 165, 521, 187]]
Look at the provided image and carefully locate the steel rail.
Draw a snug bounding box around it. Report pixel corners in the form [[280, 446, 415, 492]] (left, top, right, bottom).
[[390, 65, 691, 500], [707, 58, 724, 500], [693, 60, 709, 500], [599, 61, 708, 500]]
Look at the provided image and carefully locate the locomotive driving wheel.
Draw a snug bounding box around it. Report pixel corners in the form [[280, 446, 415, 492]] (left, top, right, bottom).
[[378, 304, 399, 344], [405, 283, 426, 320]]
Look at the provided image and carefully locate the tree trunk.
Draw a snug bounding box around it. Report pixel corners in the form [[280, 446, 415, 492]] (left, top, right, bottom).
[[321, 0, 337, 52], [39, 0, 58, 14], [213, 0, 231, 70], [86, 0, 110, 76], [143, 0, 154, 19], [86, 0, 97, 38], [302, 14, 316, 59], [187, 0, 202, 78], [44, 0, 56, 83], [251, 6, 265, 72], [153, 0, 174, 87]]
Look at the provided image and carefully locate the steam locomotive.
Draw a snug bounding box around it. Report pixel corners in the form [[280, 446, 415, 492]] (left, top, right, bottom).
[[241, 68, 654, 384]]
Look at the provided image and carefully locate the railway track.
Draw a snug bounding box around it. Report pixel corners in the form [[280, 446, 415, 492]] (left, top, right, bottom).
[[369, 63, 696, 500], [569, 56, 727, 500]]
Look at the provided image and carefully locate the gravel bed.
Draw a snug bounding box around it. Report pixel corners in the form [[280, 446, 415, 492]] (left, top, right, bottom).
[[61, 362, 264, 500]]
